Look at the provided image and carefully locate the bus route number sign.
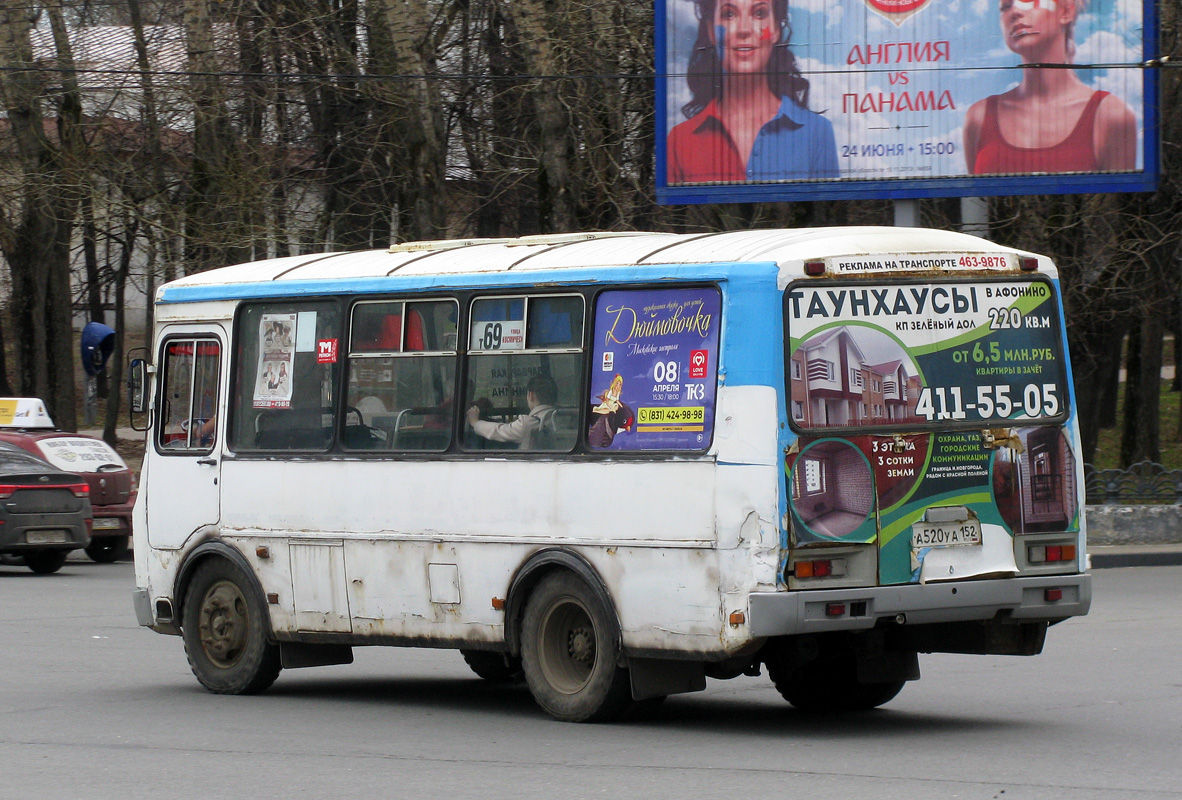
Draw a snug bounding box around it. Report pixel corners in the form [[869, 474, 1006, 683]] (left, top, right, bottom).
[[469, 320, 524, 351]]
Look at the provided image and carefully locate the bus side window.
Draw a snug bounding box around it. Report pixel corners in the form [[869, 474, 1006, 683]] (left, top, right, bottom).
[[345, 299, 458, 453], [463, 294, 584, 453], [157, 339, 221, 451], [229, 302, 341, 452]]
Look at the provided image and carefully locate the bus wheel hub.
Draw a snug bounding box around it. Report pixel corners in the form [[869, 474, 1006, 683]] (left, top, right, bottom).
[[568, 627, 594, 664]]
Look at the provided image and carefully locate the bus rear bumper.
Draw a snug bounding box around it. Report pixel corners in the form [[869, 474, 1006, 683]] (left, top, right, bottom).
[[748, 573, 1091, 637]]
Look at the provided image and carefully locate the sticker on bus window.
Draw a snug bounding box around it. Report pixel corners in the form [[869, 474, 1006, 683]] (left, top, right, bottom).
[[253, 313, 296, 409], [469, 320, 525, 351], [317, 339, 338, 364], [589, 287, 720, 451]]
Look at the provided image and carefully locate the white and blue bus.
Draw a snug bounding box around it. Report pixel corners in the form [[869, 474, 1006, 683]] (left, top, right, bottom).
[[130, 228, 1091, 721]]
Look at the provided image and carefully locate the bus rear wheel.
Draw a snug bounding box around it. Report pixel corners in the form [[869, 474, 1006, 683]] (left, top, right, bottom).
[[767, 650, 905, 712], [520, 572, 631, 722], [182, 559, 281, 695]]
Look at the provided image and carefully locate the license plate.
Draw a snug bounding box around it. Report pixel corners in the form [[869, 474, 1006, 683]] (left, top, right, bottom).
[[912, 519, 982, 548], [92, 518, 120, 530], [26, 530, 69, 544]]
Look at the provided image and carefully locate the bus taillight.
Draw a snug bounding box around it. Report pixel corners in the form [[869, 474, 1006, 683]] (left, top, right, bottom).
[[1028, 544, 1077, 563], [793, 558, 847, 578]]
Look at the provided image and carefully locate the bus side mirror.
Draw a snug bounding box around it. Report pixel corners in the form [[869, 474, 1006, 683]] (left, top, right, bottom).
[[129, 359, 147, 413], [127, 348, 151, 431]]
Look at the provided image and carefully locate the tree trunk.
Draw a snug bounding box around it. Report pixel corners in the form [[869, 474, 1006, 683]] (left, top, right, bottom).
[[183, 0, 251, 272], [0, 1, 83, 429], [1121, 316, 1163, 466], [0, 314, 12, 395], [373, 0, 449, 242], [500, 0, 574, 233]]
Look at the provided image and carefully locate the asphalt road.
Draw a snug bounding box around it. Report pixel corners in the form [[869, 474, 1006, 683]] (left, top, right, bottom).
[[2, 561, 1179, 800]]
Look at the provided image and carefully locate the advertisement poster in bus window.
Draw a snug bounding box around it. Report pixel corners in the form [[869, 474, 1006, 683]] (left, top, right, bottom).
[[253, 313, 296, 409], [590, 288, 720, 451]]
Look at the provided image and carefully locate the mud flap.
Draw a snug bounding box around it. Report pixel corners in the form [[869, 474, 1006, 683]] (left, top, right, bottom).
[[628, 657, 706, 701], [280, 641, 354, 669]]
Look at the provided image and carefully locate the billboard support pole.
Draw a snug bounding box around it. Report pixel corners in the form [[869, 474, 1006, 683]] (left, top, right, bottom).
[[894, 199, 920, 227], [960, 197, 990, 240]]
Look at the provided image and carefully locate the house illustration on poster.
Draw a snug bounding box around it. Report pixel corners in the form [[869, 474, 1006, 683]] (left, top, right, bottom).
[[790, 326, 921, 428]]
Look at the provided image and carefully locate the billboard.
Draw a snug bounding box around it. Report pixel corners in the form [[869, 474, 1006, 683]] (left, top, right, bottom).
[[656, 0, 1158, 204]]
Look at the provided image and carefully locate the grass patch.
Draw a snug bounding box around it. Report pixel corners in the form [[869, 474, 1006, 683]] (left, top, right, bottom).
[[1092, 379, 1182, 471]]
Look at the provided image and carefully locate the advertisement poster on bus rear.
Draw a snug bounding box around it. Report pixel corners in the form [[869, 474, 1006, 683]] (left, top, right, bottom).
[[786, 275, 1080, 584], [788, 277, 1068, 431], [589, 287, 721, 451]]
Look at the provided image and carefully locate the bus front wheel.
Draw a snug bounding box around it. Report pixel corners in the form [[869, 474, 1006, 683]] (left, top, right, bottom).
[[520, 572, 631, 722], [182, 559, 281, 695]]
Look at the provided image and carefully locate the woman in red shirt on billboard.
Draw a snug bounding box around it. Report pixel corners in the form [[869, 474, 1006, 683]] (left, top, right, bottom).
[[667, 0, 838, 184], [963, 0, 1136, 175]]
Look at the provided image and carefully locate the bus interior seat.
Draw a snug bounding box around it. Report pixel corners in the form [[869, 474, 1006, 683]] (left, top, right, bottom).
[[389, 407, 451, 452], [255, 408, 332, 450], [535, 407, 578, 451]]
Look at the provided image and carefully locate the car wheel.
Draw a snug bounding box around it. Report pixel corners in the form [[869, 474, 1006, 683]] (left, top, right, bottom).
[[24, 549, 69, 574], [182, 559, 281, 695], [520, 572, 631, 722], [85, 535, 130, 563], [0, 553, 27, 567]]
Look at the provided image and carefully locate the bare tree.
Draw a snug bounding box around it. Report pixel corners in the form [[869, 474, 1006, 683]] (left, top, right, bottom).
[[0, 0, 86, 428]]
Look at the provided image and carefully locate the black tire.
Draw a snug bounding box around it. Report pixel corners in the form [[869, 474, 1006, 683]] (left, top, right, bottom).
[[0, 553, 27, 567], [520, 572, 632, 722], [25, 549, 69, 574], [767, 649, 905, 712], [85, 535, 129, 564], [461, 650, 524, 683], [182, 559, 281, 695]]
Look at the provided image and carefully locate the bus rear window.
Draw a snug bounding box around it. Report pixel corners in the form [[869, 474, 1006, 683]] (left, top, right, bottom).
[[786, 277, 1068, 432]]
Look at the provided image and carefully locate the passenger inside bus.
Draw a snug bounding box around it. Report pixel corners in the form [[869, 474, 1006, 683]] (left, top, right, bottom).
[[466, 375, 559, 450]]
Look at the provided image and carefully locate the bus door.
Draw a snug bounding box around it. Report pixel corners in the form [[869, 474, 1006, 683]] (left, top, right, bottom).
[[147, 329, 224, 549]]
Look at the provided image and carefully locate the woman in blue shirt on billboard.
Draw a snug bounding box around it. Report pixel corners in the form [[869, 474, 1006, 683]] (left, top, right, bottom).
[[667, 0, 839, 184]]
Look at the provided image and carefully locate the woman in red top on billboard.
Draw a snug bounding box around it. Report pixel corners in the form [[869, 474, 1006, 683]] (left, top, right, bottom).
[[667, 0, 838, 184], [963, 0, 1136, 175]]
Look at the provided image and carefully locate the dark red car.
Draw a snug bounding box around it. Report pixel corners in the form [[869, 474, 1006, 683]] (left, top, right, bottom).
[[0, 399, 136, 562], [0, 441, 92, 573]]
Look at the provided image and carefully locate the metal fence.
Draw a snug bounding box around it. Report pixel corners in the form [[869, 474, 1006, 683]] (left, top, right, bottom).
[[1084, 462, 1182, 505]]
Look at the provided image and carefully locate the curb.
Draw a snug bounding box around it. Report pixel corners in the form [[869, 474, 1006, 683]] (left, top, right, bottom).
[[1088, 545, 1182, 569]]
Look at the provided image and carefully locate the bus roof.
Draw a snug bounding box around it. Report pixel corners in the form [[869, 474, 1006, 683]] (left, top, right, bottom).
[[158, 227, 1044, 304]]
